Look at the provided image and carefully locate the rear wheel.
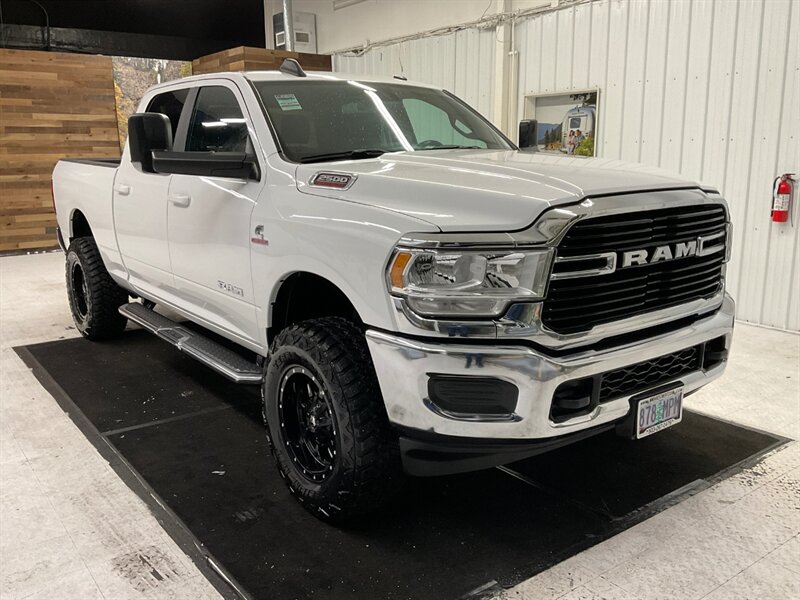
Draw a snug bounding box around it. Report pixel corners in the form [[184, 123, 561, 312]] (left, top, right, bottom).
[[66, 237, 129, 340], [262, 317, 402, 522]]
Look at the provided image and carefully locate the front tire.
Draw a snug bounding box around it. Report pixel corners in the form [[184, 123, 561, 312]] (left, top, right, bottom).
[[66, 237, 129, 340], [263, 317, 402, 522]]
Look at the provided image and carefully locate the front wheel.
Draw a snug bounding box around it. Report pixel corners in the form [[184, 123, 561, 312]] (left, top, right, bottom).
[[65, 237, 129, 340], [262, 317, 402, 522]]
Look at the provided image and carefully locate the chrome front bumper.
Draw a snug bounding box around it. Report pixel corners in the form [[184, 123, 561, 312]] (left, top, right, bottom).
[[367, 294, 734, 440]]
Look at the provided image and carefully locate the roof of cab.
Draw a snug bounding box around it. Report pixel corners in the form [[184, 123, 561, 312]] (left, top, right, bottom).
[[147, 70, 441, 92]]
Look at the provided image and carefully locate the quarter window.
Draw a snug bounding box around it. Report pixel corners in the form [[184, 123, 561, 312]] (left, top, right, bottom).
[[186, 86, 248, 153]]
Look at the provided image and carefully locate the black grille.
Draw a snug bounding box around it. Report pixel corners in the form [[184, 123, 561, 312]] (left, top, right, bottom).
[[543, 204, 727, 333], [598, 345, 702, 403]]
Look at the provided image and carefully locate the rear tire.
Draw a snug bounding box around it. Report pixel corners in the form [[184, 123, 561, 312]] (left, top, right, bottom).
[[263, 317, 403, 523], [65, 237, 129, 340]]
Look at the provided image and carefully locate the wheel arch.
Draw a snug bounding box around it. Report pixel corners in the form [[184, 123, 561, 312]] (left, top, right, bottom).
[[69, 208, 93, 241], [267, 271, 364, 343]]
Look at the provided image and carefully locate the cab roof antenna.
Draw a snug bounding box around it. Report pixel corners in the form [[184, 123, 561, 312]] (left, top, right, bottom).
[[280, 58, 306, 78]]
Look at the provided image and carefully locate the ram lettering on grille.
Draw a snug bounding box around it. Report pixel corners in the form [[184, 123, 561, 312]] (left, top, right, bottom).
[[543, 205, 728, 334]]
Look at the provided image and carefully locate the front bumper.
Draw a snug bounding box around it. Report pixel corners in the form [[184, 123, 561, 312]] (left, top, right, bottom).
[[367, 294, 734, 461]]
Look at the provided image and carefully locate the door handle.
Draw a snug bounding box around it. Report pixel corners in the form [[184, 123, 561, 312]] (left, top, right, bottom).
[[169, 193, 191, 207], [114, 184, 130, 196]]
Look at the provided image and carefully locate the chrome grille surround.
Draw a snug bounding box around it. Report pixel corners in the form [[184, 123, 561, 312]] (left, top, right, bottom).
[[390, 188, 731, 351], [543, 203, 730, 334]]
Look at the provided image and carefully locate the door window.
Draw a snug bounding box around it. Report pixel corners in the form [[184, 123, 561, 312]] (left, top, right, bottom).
[[146, 89, 189, 138], [186, 86, 249, 153]]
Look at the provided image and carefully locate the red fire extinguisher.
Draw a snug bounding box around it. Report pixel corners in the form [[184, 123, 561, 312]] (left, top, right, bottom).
[[772, 173, 795, 223]]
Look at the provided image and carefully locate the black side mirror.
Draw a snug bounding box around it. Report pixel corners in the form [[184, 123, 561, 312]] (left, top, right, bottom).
[[151, 151, 260, 180], [128, 113, 173, 173], [518, 119, 538, 151]]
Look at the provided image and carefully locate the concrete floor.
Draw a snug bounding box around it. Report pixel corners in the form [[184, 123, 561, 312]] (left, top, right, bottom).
[[1, 252, 798, 599]]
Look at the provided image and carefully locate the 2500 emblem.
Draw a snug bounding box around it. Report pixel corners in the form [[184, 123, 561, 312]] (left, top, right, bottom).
[[310, 172, 356, 190]]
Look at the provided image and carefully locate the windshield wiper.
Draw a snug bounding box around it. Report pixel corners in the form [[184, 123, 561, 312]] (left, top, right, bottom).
[[416, 145, 484, 150], [299, 149, 388, 164]]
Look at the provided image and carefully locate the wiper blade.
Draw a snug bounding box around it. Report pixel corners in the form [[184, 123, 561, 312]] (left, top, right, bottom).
[[416, 145, 484, 150], [299, 149, 387, 164]]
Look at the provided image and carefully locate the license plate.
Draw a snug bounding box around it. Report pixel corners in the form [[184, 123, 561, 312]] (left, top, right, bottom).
[[636, 387, 683, 439]]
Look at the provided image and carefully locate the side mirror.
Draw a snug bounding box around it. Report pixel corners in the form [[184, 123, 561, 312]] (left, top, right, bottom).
[[129, 113, 173, 173], [518, 119, 538, 151], [151, 151, 260, 180]]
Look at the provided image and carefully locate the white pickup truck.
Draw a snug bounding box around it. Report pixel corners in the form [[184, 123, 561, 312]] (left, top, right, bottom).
[[52, 60, 733, 522]]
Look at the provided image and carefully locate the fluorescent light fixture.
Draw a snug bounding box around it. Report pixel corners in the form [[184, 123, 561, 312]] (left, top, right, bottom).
[[221, 118, 246, 124], [201, 121, 227, 128]]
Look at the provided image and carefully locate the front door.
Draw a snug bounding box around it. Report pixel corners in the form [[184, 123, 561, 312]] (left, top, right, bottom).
[[166, 82, 262, 345]]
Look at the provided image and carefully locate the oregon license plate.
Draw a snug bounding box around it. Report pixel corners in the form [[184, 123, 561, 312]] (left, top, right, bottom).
[[636, 387, 683, 439]]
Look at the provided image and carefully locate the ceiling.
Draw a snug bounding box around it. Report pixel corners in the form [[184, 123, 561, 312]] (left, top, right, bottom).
[[0, 0, 266, 58]]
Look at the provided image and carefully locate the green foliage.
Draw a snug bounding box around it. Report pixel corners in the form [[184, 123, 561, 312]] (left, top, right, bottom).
[[574, 135, 595, 157]]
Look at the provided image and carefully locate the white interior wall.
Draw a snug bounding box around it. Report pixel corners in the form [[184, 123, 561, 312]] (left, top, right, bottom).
[[327, 0, 799, 332], [335, 27, 498, 120], [513, 0, 799, 331], [282, 0, 551, 54]]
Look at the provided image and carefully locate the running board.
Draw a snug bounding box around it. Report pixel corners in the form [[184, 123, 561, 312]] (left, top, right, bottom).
[[119, 303, 263, 384]]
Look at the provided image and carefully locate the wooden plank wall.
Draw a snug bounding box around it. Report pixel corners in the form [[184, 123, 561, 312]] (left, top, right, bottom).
[[193, 46, 332, 75], [0, 49, 120, 253]]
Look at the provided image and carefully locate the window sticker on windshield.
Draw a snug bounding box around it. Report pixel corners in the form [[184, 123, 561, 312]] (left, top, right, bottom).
[[275, 94, 302, 111]]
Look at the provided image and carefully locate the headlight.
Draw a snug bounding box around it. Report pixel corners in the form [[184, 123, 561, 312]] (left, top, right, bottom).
[[387, 247, 554, 318]]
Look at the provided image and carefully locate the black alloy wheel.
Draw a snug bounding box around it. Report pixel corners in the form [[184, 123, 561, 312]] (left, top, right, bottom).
[[65, 237, 129, 340], [278, 366, 337, 483], [69, 260, 90, 321], [262, 317, 403, 522]]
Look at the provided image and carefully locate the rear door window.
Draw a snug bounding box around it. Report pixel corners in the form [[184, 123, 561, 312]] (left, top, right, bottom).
[[146, 89, 189, 138]]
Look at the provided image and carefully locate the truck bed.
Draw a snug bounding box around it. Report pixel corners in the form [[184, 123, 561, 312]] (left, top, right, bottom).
[[52, 157, 120, 258], [60, 158, 121, 168]]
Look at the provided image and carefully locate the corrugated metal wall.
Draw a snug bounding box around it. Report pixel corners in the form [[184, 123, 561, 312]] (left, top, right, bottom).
[[334, 27, 497, 119], [334, 0, 800, 331]]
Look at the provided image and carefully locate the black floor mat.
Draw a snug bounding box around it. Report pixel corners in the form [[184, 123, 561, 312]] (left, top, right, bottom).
[[17, 331, 783, 600]]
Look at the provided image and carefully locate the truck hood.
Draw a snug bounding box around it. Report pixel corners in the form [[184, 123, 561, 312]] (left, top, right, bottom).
[[295, 150, 705, 232]]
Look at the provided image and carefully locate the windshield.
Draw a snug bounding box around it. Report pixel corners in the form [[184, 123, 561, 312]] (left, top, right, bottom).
[[251, 79, 514, 163]]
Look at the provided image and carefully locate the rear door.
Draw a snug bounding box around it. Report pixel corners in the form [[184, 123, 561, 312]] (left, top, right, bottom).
[[114, 88, 189, 293], [166, 81, 263, 345]]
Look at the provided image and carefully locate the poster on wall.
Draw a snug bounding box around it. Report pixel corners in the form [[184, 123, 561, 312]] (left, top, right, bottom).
[[528, 90, 598, 156], [112, 57, 192, 150]]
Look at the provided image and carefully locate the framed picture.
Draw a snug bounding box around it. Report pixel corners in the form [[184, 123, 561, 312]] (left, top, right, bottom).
[[523, 90, 599, 156]]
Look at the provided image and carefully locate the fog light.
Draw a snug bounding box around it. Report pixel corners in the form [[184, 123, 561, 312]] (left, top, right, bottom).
[[551, 377, 595, 422], [426, 374, 518, 419]]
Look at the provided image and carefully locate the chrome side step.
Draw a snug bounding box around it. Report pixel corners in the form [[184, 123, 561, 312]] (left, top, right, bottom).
[[119, 303, 263, 384]]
